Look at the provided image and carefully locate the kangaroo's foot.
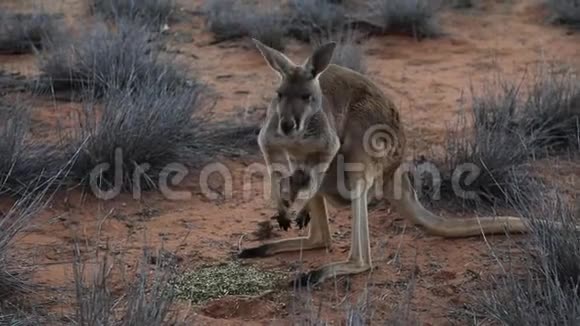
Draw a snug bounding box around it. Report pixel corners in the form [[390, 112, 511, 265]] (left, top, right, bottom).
[[289, 260, 372, 287], [295, 210, 311, 229]]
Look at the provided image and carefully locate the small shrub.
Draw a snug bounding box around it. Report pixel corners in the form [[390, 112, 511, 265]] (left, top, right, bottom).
[[367, 0, 442, 38], [247, 8, 288, 51], [312, 28, 366, 74], [68, 76, 257, 196], [0, 70, 30, 94], [0, 162, 68, 303], [69, 80, 209, 193], [202, 0, 288, 50], [202, 0, 248, 42], [287, 0, 347, 41], [416, 93, 537, 210], [518, 68, 580, 155], [449, 0, 478, 9], [418, 66, 580, 210], [0, 12, 61, 54], [73, 244, 177, 325], [547, 0, 580, 27], [89, 0, 176, 27], [0, 101, 67, 197], [37, 21, 187, 97], [475, 190, 580, 325]]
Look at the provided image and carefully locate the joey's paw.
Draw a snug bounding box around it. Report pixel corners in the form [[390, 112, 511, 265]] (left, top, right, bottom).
[[271, 212, 292, 231], [290, 169, 310, 191], [295, 210, 311, 229]]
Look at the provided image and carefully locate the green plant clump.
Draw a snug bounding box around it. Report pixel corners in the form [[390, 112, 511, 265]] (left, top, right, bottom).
[[171, 262, 284, 304]]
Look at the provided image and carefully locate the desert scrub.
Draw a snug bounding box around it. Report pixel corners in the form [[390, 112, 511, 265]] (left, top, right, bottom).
[[0, 101, 67, 197], [37, 20, 187, 97], [472, 188, 580, 325], [89, 0, 176, 27], [202, 0, 288, 50], [170, 262, 284, 304], [68, 78, 209, 192], [0, 12, 62, 54], [72, 245, 178, 325], [287, 0, 347, 41], [547, 0, 580, 27], [312, 28, 366, 74], [416, 66, 580, 210], [367, 0, 442, 38]]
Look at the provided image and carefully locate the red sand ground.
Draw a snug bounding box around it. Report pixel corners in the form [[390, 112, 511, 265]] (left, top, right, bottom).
[[2, 0, 579, 324]]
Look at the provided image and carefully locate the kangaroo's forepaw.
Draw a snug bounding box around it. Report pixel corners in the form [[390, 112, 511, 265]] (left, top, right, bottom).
[[295, 210, 311, 229], [289, 269, 324, 287], [238, 245, 270, 258], [271, 211, 292, 231]]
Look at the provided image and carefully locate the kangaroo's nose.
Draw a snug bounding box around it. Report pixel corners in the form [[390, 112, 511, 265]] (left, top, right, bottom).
[[280, 119, 296, 135]]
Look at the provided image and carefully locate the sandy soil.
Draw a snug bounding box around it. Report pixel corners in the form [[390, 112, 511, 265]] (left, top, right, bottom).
[[2, 0, 579, 325]]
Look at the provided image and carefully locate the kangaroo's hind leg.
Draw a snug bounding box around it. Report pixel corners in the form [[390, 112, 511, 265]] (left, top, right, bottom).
[[292, 171, 373, 286]]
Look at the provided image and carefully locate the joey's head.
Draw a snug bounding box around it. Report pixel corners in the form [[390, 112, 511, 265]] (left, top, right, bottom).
[[252, 39, 336, 137]]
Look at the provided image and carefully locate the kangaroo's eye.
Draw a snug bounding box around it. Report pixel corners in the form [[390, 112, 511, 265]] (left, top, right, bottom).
[[301, 94, 312, 101], [276, 91, 283, 100]]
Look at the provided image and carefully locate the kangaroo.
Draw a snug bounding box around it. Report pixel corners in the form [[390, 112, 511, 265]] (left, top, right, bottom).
[[238, 39, 532, 286]]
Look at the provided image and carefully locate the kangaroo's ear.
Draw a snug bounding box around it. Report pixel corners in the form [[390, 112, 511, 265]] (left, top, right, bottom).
[[252, 38, 294, 78], [303, 42, 336, 79]]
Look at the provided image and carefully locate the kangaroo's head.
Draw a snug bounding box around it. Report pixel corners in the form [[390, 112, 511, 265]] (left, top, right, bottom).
[[253, 39, 336, 137]]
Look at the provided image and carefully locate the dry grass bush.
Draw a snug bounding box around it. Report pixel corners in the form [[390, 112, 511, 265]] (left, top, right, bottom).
[[472, 187, 580, 325], [72, 244, 179, 326], [0, 155, 73, 324], [0, 101, 67, 197], [89, 0, 176, 27], [366, 0, 442, 39], [286, 0, 347, 42], [547, 0, 580, 27], [312, 28, 366, 74], [0, 12, 62, 54], [67, 78, 209, 192], [202, 0, 288, 50], [416, 66, 580, 210], [36, 20, 187, 98]]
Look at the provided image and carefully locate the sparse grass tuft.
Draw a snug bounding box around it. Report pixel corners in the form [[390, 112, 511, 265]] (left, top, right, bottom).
[[313, 28, 366, 74], [69, 79, 209, 193], [547, 0, 580, 27], [202, 0, 288, 50], [517, 67, 580, 155], [449, 0, 478, 9], [0, 101, 67, 197], [89, 0, 176, 27], [202, 0, 248, 42], [246, 8, 288, 51], [416, 92, 537, 210], [367, 0, 442, 39], [0, 160, 69, 303], [73, 244, 178, 325], [68, 76, 259, 194], [37, 21, 187, 98], [418, 66, 580, 210], [474, 189, 580, 325], [171, 262, 283, 304], [287, 0, 347, 42], [0, 12, 62, 54]]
